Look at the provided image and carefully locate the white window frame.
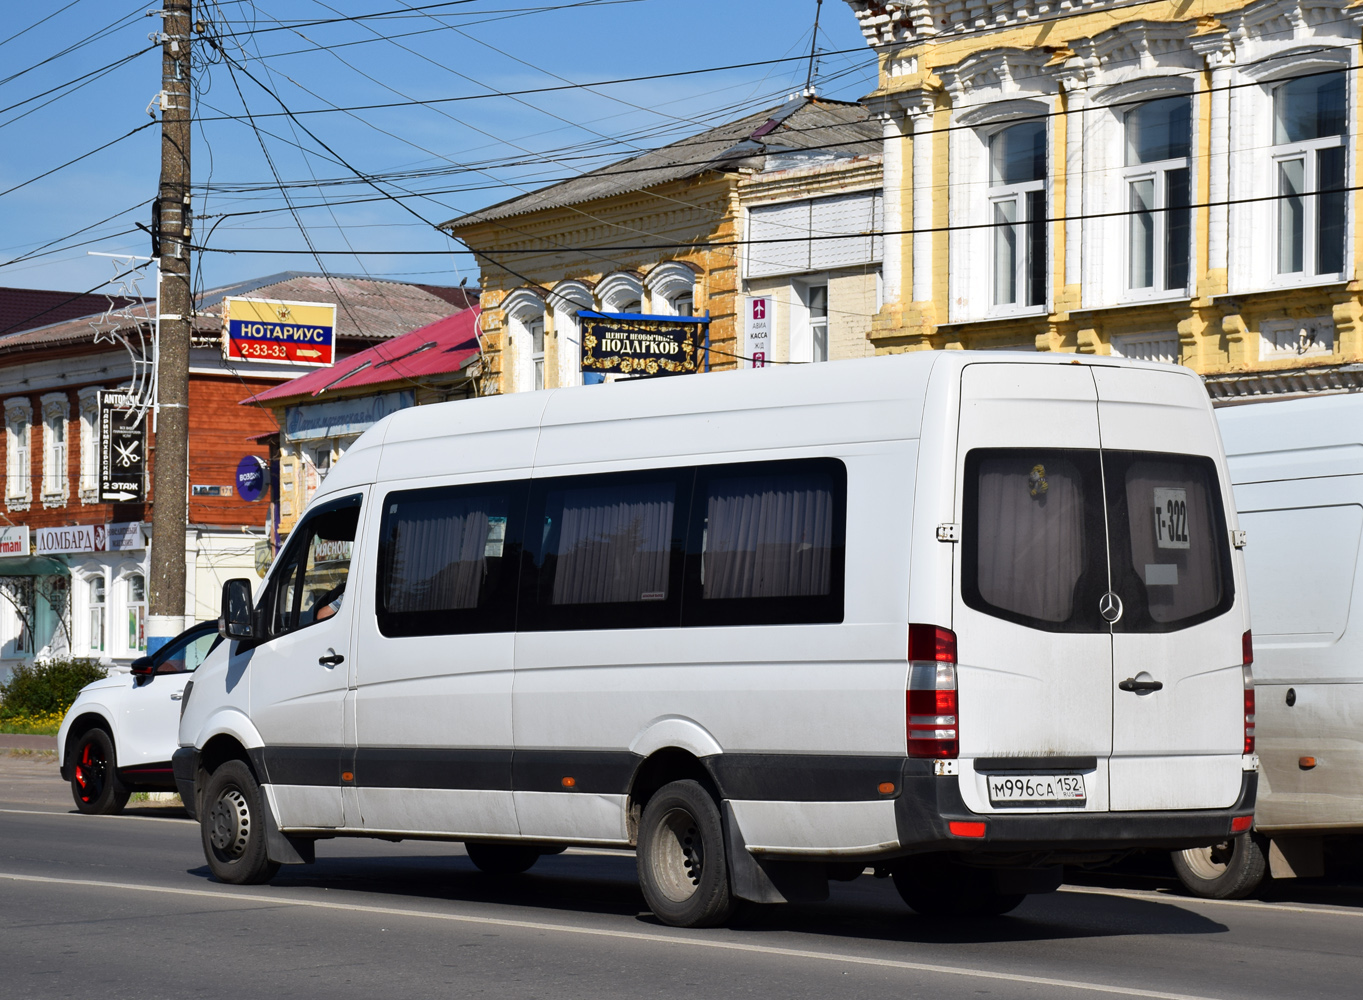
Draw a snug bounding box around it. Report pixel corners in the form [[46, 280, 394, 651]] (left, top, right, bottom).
[[551, 281, 593, 389], [644, 262, 697, 317], [502, 288, 546, 394], [1271, 88, 1347, 282], [1120, 96, 1194, 300], [530, 316, 546, 391], [4, 397, 31, 511], [596, 272, 645, 314], [40, 392, 69, 506], [74, 565, 108, 657], [117, 567, 147, 657], [77, 387, 100, 503], [1227, 45, 1355, 295], [987, 123, 1048, 315]]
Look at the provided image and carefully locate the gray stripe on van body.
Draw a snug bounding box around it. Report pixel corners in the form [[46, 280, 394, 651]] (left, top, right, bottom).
[[246, 746, 911, 802]]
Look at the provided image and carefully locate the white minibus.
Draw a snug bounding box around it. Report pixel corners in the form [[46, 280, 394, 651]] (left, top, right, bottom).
[[1172, 392, 1363, 898], [176, 352, 1256, 926]]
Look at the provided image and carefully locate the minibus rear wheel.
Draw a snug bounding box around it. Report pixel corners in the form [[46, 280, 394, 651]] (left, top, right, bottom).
[[464, 842, 541, 875], [200, 760, 281, 885], [1172, 832, 1267, 899], [637, 780, 734, 928]]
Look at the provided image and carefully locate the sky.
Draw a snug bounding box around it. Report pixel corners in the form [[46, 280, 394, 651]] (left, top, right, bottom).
[[0, 0, 878, 298]]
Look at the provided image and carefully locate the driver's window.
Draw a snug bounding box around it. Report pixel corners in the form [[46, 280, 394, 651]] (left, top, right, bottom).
[[271, 499, 361, 636]]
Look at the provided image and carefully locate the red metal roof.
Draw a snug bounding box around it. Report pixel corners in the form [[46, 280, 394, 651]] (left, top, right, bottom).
[[245, 306, 481, 405]]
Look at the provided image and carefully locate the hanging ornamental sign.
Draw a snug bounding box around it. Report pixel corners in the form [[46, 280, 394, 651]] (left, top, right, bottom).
[[578, 311, 707, 378], [222, 297, 337, 367]]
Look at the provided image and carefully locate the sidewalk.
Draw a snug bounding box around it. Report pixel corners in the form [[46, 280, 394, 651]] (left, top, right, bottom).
[[0, 734, 58, 751]]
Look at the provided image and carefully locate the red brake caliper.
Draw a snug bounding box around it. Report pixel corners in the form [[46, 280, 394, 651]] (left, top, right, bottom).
[[76, 745, 91, 795]]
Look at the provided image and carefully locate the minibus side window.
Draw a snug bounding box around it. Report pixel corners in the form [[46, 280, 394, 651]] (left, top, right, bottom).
[[962, 449, 1108, 633], [683, 458, 846, 627], [269, 498, 362, 637], [1105, 451, 1233, 632], [376, 482, 526, 637], [522, 469, 690, 631]]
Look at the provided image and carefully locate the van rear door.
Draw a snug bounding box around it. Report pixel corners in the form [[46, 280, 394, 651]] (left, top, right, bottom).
[[953, 363, 1114, 813], [1091, 367, 1244, 811]]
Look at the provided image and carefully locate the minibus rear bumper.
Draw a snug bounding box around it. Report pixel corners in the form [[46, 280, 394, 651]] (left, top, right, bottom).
[[896, 759, 1258, 856]]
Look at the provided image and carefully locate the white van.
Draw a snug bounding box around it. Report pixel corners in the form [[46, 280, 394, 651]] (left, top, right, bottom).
[[1172, 393, 1363, 898], [175, 352, 1256, 926]]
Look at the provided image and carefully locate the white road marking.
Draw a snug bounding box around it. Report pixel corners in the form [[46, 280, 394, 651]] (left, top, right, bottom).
[[0, 871, 1223, 1000], [0, 807, 191, 825], [1061, 885, 1363, 919]]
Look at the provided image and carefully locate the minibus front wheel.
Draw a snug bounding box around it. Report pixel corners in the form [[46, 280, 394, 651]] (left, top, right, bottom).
[[637, 779, 734, 928], [200, 760, 281, 885]]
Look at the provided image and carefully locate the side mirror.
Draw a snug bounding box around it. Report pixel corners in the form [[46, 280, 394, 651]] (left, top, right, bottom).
[[130, 655, 156, 678], [220, 578, 256, 640]]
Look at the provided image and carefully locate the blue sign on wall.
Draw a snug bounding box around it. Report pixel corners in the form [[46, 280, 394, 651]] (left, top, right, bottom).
[[236, 455, 270, 502]]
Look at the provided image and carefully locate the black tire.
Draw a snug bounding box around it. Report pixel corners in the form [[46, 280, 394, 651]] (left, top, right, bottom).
[[1172, 832, 1268, 899], [636, 779, 734, 928], [465, 842, 542, 875], [69, 728, 130, 815], [200, 760, 280, 885], [893, 857, 1026, 918]]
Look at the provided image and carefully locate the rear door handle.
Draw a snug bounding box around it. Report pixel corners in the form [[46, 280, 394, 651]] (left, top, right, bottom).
[[319, 652, 345, 667], [1118, 677, 1163, 693]]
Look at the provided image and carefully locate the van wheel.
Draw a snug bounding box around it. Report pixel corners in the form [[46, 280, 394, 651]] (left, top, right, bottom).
[[893, 858, 1025, 918], [465, 842, 541, 875], [200, 760, 280, 885], [637, 780, 734, 928], [70, 729, 131, 815], [1172, 832, 1267, 899]]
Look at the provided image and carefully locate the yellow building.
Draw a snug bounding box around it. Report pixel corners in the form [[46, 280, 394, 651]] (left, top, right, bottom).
[[844, 0, 1363, 397], [442, 98, 885, 391]]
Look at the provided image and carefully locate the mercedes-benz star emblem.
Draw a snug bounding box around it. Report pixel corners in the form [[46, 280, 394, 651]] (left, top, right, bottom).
[[1099, 592, 1123, 624]]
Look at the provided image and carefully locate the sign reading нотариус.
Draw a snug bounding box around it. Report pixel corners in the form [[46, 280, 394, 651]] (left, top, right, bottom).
[[99, 390, 145, 503], [578, 311, 707, 378], [223, 297, 337, 367]]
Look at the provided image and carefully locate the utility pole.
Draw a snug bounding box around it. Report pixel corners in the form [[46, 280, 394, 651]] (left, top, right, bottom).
[[147, 0, 192, 654]]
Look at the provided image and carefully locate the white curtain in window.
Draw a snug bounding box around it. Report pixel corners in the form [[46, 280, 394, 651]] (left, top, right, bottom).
[[387, 501, 492, 612], [551, 483, 674, 605], [703, 475, 833, 600], [974, 456, 1085, 623]]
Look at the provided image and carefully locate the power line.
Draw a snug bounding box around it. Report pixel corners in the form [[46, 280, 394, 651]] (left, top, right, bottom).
[[0, 122, 156, 201]]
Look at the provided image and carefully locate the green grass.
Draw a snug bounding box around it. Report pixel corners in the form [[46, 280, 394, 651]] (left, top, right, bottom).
[[0, 713, 64, 736]]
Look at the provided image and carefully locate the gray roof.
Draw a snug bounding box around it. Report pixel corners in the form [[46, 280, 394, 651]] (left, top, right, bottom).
[[0, 273, 469, 356], [441, 97, 882, 230]]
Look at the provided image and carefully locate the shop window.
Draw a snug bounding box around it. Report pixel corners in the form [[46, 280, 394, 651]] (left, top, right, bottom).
[[1125, 97, 1192, 294], [127, 574, 146, 653], [989, 122, 1047, 309], [88, 576, 106, 653], [1273, 72, 1347, 278]]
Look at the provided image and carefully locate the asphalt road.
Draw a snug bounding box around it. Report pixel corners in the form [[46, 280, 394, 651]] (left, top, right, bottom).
[[3, 753, 1361, 1000]]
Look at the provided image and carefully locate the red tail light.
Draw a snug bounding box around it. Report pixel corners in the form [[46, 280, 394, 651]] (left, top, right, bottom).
[[908, 624, 958, 759], [1242, 630, 1255, 755]]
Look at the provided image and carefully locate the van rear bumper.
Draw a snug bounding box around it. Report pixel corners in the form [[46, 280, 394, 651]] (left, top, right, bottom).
[[896, 759, 1258, 855]]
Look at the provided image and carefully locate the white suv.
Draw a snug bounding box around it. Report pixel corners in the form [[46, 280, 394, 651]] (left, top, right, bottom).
[[58, 621, 220, 814]]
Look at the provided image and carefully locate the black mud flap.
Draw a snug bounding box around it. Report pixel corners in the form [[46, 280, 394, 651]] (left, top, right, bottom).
[[721, 801, 828, 904], [261, 799, 316, 865]]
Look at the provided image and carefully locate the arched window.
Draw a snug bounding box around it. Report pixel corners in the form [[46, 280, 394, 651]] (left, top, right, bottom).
[[502, 289, 547, 394], [988, 122, 1046, 308], [597, 272, 645, 314], [1125, 96, 1192, 293], [1273, 72, 1346, 277], [552, 281, 593, 388], [645, 262, 697, 316]]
